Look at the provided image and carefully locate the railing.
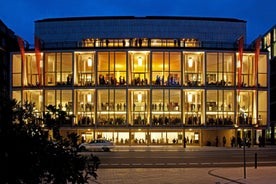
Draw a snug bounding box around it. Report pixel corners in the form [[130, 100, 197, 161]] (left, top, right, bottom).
[[36, 39, 246, 50]]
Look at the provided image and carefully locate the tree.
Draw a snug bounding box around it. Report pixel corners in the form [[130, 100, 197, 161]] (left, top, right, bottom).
[[0, 100, 100, 184]]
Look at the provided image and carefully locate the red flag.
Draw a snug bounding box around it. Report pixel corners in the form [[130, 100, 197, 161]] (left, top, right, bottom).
[[35, 36, 42, 85], [17, 36, 27, 86], [237, 35, 244, 92], [255, 37, 261, 88]]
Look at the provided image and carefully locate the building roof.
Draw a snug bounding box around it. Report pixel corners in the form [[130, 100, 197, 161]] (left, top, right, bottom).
[[35, 16, 246, 23]]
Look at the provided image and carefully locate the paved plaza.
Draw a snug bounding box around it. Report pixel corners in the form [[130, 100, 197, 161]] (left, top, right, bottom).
[[91, 166, 276, 184], [85, 146, 276, 183]]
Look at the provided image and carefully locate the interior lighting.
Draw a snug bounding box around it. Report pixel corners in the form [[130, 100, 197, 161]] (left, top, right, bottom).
[[138, 57, 143, 66], [87, 57, 92, 67], [237, 60, 241, 68], [188, 57, 193, 68], [137, 93, 142, 102], [87, 93, 92, 102], [188, 93, 193, 103], [237, 95, 240, 102]]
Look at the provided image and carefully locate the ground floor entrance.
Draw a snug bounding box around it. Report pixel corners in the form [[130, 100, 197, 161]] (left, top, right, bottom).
[[60, 127, 266, 147]]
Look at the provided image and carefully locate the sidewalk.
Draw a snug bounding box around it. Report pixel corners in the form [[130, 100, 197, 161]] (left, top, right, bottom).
[[91, 166, 276, 184], [113, 144, 276, 152]]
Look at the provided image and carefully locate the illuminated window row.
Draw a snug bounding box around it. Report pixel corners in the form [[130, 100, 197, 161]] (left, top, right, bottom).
[[12, 51, 268, 88], [12, 89, 268, 128]]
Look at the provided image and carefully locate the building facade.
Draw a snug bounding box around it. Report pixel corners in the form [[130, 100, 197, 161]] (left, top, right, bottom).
[[0, 20, 18, 99], [11, 16, 269, 146], [260, 25, 276, 144], [0, 19, 19, 123]]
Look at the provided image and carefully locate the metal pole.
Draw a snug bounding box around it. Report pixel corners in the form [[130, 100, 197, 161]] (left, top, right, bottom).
[[255, 152, 257, 169], [243, 128, 246, 179]]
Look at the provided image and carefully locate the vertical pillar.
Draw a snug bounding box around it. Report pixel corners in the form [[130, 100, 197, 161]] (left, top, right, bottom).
[[129, 129, 132, 146]]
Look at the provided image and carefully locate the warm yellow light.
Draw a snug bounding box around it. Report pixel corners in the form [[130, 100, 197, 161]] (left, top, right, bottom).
[[188, 93, 193, 103], [87, 93, 92, 102], [138, 57, 142, 66], [137, 93, 142, 102], [237, 60, 241, 68], [87, 57, 92, 67], [237, 95, 240, 102], [188, 57, 193, 67]]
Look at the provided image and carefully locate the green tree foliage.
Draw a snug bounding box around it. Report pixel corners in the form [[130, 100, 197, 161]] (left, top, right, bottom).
[[0, 99, 100, 184]]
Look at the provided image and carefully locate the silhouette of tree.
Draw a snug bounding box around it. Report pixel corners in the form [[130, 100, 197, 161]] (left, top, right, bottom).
[[0, 99, 100, 184]]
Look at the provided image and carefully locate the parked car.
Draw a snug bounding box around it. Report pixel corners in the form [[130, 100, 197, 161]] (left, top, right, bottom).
[[79, 139, 114, 152]]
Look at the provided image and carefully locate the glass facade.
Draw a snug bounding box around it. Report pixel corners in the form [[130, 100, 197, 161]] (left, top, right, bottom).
[[11, 48, 269, 146]]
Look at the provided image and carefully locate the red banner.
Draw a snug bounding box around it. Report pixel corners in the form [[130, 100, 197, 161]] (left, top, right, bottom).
[[237, 35, 244, 92], [255, 37, 261, 88], [17, 36, 26, 86], [35, 36, 42, 86]]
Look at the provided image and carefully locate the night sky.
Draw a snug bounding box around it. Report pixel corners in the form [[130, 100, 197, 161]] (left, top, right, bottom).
[[1, 0, 275, 45]]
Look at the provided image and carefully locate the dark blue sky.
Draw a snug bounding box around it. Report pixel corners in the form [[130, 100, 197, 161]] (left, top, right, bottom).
[[1, 0, 275, 44]]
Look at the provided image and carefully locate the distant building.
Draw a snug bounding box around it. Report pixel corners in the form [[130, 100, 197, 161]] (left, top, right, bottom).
[[11, 16, 269, 146], [0, 20, 18, 98], [0, 19, 18, 121], [259, 25, 276, 144]]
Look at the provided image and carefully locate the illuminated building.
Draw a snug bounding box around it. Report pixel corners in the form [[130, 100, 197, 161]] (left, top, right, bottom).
[[11, 16, 269, 146], [259, 26, 276, 144]]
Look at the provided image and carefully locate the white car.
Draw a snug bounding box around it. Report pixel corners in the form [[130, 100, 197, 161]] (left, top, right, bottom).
[[79, 140, 114, 152]]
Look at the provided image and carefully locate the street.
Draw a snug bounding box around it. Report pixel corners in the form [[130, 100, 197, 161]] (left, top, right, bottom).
[[80, 146, 276, 168]]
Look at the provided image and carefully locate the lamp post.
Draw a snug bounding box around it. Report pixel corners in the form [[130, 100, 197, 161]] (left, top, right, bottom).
[[242, 125, 246, 179]]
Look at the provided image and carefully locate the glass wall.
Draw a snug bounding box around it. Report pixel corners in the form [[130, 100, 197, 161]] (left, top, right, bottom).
[[129, 90, 149, 126], [183, 52, 204, 86], [22, 90, 43, 118], [12, 54, 22, 87], [98, 52, 127, 86], [258, 54, 268, 87], [206, 90, 234, 126], [45, 52, 73, 86], [129, 51, 150, 86], [76, 89, 95, 126], [25, 54, 41, 86], [184, 90, 203, 125], [11, 48, 269, 146], [258, 91, 268, 126], [206, 52, 234, 86], [237, 54, 255, 87], [152, 52, 181, 86], [151, 89, 181, 126], [44, 90, 73, 125], [75, 52, 95, 86], [97, 89, 127, 126], [236, 90, 255, 125]]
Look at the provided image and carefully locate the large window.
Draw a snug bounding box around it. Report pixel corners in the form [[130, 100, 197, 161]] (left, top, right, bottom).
[[152, 89, 181, 126], [237, 54, 255, 87], [237, 91, 255, 125], [25, 54, 43, 86], [44, 90, 73, 125], [76, 90, 95, 126], [183, 52, 203, 86], [152, 52, 181, 86], [129, 90, 149, 126], [258, 54, 268, 87], [22, 90, 43, 118], [206, 90, 234, 126], [97, 89, 127, 126], [45, 52, 73, 86], [12, 54, 22, 87], [75, 52, 95, 86], [184, 90, 203, 126], [129, 51, 150, 86], [258, 91, 268, 126], [98, 52, 127, 86], [206, 52, 234, 86]]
